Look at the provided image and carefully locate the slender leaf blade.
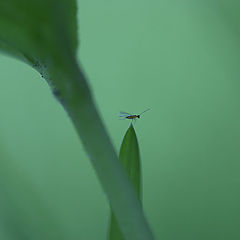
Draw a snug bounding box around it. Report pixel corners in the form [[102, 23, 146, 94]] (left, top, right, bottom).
[[109, 124, 142, 240]]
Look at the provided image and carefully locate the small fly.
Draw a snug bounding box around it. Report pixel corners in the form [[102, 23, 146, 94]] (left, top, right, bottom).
[[119, 108, 150, 122]]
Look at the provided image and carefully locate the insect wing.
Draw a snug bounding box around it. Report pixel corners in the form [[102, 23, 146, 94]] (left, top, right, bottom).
[[119, 111, 131, 117], [119, 111, 131, 115], [119, 111, 131, 120]]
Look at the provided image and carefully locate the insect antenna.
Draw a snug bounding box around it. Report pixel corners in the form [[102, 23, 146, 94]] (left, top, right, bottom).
[[139, 108, 151, 116]]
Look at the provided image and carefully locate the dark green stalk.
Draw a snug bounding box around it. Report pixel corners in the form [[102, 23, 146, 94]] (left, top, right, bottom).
[[50, 61, 154, 240]]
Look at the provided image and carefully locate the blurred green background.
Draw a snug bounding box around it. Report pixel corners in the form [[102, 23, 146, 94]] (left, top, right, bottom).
[[1, 0, 240, 239]]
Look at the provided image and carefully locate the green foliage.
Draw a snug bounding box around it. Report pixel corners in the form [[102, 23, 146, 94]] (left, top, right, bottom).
[[0, 0, 77, 64], [0, 1, 154, 240], [119, 124, 141, 200], [108, 124, 142, 240]]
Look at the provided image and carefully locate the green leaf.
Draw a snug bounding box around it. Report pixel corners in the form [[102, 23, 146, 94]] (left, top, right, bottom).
[[108, 124, 142, 240], [0, 1, 154, 239], [119, 124, 141, 200], [0, 0, 77, 64]]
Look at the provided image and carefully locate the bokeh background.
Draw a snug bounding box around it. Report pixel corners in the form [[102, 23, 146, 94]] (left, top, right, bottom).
[[1, 0, 240, 239]]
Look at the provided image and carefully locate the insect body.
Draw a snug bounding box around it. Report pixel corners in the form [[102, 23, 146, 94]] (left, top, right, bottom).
[[119, 108, 150, 122], [126, 114, 140, 119]]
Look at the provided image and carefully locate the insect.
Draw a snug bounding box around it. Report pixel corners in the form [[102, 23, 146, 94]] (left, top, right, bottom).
[[119, 108, 150, 122]]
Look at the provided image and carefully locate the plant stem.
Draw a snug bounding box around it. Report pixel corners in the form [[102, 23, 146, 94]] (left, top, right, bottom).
[[50, 60, 155, 240]]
